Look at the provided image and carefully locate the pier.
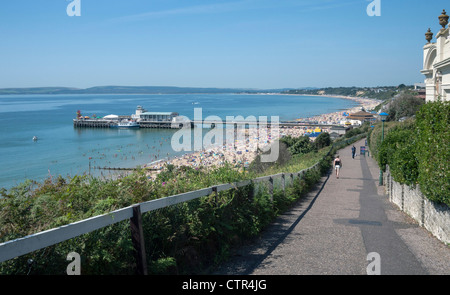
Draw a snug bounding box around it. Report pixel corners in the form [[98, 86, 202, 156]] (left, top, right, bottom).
[[74, 119, 340, 129], [73, 106, 342, 130], [73, 119, 193, 129], [94, 166, 159, 172], [74, 118, 341, 129], [73, 119, 117, 128]]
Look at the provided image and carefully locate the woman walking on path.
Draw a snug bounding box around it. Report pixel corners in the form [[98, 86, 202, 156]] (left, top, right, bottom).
[[334, 155, 342, 178]]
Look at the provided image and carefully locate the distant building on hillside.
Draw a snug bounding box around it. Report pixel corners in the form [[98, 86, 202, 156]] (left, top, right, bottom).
[[414, 83, 426, 100], [330, 125, 350, 136], [421, 9, 450, 102]]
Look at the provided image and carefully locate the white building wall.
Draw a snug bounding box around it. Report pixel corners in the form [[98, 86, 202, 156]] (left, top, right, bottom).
[[422, 19, 450, 102]]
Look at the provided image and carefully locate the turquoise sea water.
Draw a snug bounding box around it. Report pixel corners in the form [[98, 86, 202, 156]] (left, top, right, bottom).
[[0, 93, 359, 190]]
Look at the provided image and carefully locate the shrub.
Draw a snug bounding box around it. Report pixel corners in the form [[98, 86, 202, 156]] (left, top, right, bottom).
[[314, 132, 331, 149], [415, 98, 450, 206], [377, 120, 418, 186], [386, 91, 424, 121], [368, 121, 401, 163], [280, 135, 315, 155], [370, 99, 449, 207]]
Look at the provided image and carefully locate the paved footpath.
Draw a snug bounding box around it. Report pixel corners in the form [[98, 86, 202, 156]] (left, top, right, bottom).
[[213, 139, 450, 275]]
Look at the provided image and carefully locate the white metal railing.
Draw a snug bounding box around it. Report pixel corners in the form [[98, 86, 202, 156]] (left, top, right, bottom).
[[0, 172, 305, 264]]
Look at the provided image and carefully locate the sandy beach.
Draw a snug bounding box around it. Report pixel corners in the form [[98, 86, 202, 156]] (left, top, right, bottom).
[[294, 95, 382, 125], [142, 95, 381, 179]]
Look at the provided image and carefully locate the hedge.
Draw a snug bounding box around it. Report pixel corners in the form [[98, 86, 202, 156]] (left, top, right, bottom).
[[415, 98, 449, 206], [369, 99, 449, 207]]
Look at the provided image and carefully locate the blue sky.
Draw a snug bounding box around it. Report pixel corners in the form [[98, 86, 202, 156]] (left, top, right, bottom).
[[0, 0, 448, 89]]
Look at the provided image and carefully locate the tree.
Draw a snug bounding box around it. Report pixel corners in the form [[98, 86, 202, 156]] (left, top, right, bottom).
[[386, 91, 424, 121], [281, 135, 314, 155], [314, 132, 331, 149]]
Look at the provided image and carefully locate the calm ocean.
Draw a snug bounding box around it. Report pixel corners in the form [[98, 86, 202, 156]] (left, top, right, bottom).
[[0, 93, 358, 190]]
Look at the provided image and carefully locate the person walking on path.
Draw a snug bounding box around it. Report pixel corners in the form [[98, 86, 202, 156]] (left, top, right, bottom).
[[334, 155, 342, 178], [351, 145, 356, 159]]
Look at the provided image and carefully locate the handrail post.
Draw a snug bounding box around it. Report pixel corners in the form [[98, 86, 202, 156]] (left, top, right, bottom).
[[269, 176, 274, 204], [130, 205, 148, 275], [248, 180, 254, 203], [212, 186, 218, 206]]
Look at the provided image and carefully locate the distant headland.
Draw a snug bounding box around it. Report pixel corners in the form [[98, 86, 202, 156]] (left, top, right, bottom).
[[0, 86, 284, 95], [0, 84, 418, 101]]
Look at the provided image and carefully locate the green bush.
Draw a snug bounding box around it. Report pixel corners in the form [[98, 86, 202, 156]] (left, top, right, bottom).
[[386, 91, 424, 121], [314, 132, 331, 149], [280, 135, 315, 155], [377, 120, 418, 186], [369, 99, 449, 206], [368, 121, 401, 163], [415, 99, 450, 206]]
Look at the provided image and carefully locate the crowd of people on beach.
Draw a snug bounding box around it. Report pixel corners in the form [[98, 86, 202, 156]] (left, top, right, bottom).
[[296, 96, 381, 125], [142, 96, 380, 179]]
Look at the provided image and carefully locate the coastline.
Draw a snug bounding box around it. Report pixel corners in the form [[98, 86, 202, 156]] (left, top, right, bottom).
[[0, 93, 382, 190], [140, 95, 382, 179], [294, 95, 382, 124]]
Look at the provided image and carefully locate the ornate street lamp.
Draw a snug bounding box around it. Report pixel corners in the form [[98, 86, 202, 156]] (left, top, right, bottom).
[[378, 112, 388, 185]]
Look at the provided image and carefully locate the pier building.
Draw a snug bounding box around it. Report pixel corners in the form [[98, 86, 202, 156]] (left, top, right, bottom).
[[73, 106, 190, 129], [139, 112, 179, 122]]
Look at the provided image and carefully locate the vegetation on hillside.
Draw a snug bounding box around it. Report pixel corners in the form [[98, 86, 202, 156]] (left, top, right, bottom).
[[282, 84, 417, 101]]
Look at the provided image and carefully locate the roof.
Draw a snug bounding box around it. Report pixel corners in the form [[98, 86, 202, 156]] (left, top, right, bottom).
[[347, 111, 375, 120], [331, 125, 349, 130], [103, 114, 119, 119], [140, 112, 175, 116]]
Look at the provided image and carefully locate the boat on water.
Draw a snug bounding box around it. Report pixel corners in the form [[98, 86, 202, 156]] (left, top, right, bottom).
[[114, 120, 140, 128]]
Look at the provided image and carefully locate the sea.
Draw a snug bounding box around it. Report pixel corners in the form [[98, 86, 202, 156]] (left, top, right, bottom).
[[0, 93, 359, 190]]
